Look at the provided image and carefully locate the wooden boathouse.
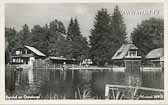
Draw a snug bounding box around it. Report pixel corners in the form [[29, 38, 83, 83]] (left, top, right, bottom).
[[112, 43, 142, 73], [144, 48, 164, 71]]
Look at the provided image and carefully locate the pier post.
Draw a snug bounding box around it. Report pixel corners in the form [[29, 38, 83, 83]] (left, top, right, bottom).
[[105, 85, 109, 99], [72, 69, 74, 80]]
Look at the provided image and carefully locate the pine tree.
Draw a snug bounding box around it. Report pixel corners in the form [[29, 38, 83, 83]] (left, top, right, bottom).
[[5, 27, 17, 63], [17, 24, 31, 47], [109, 5, 127, 59], [67, 17, 89, 61], [90, 7, 127, 66], [89, 8, 111, 66], [67, 18, 74, 41], [111, 5, 126, 44]]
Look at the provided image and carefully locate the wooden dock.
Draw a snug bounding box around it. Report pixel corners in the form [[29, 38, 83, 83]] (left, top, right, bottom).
[[105, 84, 164, 99]]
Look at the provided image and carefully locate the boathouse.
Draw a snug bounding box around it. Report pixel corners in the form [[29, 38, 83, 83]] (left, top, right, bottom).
[[112, 43, 142, 72], [44, 56, 77, 64], [11, 45, 46, 65], [144, 48, 164, 70]]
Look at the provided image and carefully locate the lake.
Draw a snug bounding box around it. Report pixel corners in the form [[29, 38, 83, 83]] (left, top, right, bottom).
[[5, 67, 164, 100]]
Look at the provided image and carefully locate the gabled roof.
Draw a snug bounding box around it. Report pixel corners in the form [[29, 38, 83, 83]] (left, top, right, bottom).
[[25, 46, 46, 57], [112, 43, 138, 60], [146, 48, 163, 59]]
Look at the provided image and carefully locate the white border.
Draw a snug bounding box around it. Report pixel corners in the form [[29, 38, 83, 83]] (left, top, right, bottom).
[[0, 0, 167, 104]]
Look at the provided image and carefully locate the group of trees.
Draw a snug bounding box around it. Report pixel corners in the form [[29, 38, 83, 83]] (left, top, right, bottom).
[[6, 5, 164, 66], [5, 18, 89, 63], [90, 6, 127, 65], [131, 18, 164, 57], [89, 6, 163, 65]]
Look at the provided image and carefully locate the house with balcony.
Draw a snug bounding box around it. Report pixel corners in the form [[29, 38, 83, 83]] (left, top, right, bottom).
[[11, 45, 46, 66]]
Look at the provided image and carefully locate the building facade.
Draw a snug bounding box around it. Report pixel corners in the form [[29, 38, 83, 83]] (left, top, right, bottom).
[[11, 46, 46, 65]]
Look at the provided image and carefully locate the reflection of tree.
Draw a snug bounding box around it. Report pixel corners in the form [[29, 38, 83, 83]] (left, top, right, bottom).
[[5, 66, 16, 96]]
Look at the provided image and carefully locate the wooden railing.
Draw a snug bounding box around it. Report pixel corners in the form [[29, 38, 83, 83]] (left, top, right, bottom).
[[105, 84, 164, 100]]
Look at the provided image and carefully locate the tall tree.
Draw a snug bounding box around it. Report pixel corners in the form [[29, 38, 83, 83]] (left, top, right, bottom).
[[5, 27, 17, 52], [16, 24, 31, 47], [90, 6, 127, 66], [89, 8, 111, 66], [67, 17, 89, 61], [67, 18, 74, 41], [131, 18, 164, 57], [111, 6, 126, 44], [109, 5, 127, 59], [49, 19, 66, 34], [5, 27, 17, 63], [31, 25, 48, 54]]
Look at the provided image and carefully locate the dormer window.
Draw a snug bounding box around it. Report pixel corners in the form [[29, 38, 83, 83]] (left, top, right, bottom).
[[129, 50, 137, 56], [126, 50, 137, 57]]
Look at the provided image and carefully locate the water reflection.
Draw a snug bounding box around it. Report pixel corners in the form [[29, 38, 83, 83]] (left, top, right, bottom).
[[5, 68, 163, 99]]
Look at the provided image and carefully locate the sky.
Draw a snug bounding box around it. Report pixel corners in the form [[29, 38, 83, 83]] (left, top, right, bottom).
[[5, 3, 163, 40]]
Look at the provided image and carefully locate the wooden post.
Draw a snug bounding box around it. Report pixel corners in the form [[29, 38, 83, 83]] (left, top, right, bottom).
[[105, 85, 109, 99], [75, 91, 77, 99], [72, 69, 74, 80], [116, 91, 120, 99]]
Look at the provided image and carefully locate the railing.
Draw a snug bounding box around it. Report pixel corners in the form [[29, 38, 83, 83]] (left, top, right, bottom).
[[105, 84, 164, 100]]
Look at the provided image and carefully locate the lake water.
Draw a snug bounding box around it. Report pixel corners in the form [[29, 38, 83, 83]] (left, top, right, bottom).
[[5, 67, 164, 99]]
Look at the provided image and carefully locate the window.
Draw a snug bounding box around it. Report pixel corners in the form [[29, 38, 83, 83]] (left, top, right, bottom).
[[13, 58, 15, 62], [21, 59, 23, 63], [129, 50, 137, 56], [16, 51, 20, 55], [25, 49, 27, 54]]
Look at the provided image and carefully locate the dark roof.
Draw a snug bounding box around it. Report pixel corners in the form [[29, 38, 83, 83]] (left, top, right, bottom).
[[146, 48, 163, 59], [25, 46, 46, 57], [112, 43, 139, 60]]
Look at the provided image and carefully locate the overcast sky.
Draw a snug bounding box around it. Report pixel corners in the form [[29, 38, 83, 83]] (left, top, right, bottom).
[[5, 3, 163, 40]]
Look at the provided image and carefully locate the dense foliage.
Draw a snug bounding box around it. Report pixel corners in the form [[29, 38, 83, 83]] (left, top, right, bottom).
[[5, 18, 88, 63], [89, 6, 127, 66], [131, 18, 164, 57]]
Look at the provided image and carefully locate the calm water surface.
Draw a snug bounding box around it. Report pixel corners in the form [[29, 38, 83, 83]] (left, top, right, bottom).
[[5, 68, 164, 99]]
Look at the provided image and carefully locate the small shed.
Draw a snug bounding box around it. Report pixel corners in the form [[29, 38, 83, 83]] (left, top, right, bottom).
[[145, 48, 164, 67], [45, 56, 77, 65]]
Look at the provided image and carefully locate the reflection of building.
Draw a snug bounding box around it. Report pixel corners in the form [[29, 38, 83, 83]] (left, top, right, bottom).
[[11, 45, 46, 65], [145, 48, 164, 69], [112, 43, 142, 72], [112, 43, 142, 87]]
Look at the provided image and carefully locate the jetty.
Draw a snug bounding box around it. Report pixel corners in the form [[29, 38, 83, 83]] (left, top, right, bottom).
[[105, 84, 164, 100]]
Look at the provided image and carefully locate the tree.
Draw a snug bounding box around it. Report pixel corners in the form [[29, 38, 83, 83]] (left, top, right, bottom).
[[12, 24, 32, 50], [131, 18, 164, 57], [31, 25, 48, 54], [5, 27, 17, 52], [5, 27, 17, 63], [90, 6, 127, 66], [67, 18, 74, 41], [49, 19, 66, 34], [67, 17, 89, 61], [89, 8, 112, 66], [110, 5, 127, 47]]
